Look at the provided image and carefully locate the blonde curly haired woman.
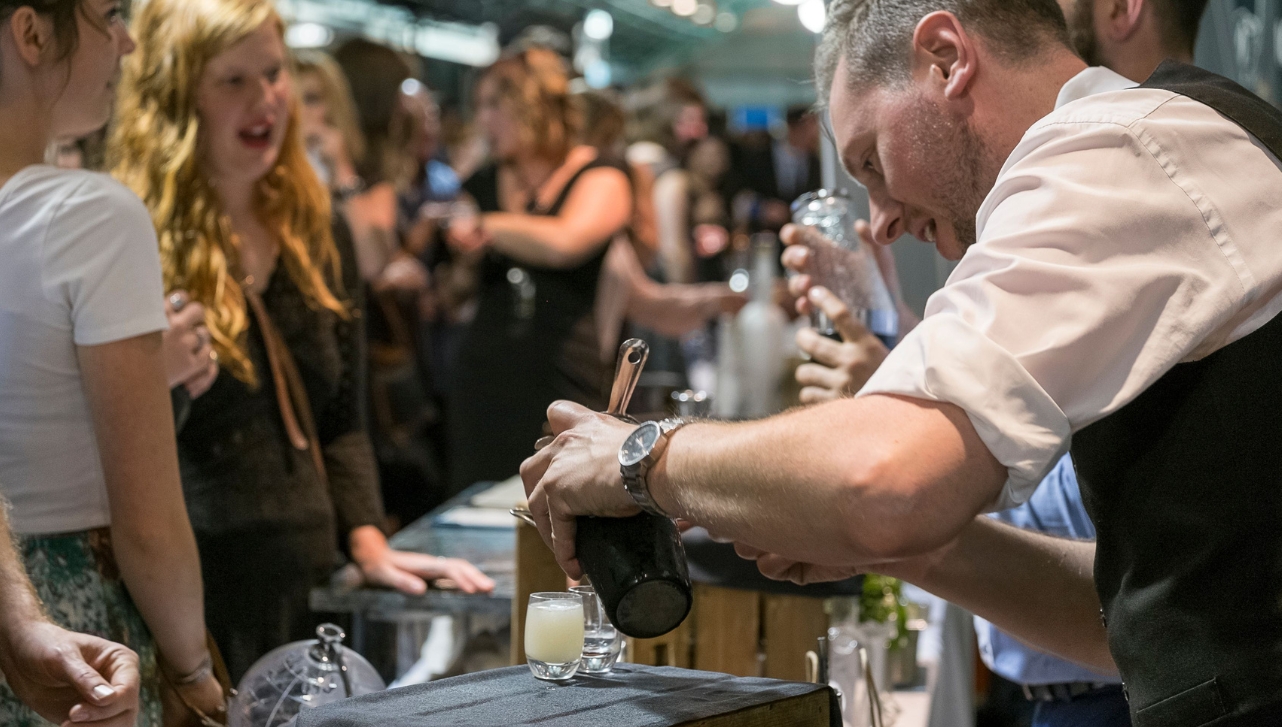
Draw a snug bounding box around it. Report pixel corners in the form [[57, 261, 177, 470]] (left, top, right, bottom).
[[111, 0, 492, 681]]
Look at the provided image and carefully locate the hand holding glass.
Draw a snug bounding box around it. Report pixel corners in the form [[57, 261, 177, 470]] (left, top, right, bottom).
[[790, 190, 898, 342], [525, 592, 584, 681]]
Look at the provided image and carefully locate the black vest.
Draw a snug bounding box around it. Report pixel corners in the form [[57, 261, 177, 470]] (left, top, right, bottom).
[[1072, 62, 1282, 727]]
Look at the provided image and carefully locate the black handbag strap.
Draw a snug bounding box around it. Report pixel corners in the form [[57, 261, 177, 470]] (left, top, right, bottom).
[[244, 286, 328, 484]]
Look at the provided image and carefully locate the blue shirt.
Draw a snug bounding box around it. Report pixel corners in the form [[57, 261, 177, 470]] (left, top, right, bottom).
[[974, 454, 1120, 686]]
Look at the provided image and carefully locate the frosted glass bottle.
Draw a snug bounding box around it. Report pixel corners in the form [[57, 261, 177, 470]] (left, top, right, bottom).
[[719, 235, 786, 419]]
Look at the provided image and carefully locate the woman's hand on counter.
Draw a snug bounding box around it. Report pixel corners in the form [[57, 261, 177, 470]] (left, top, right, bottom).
[[349, 526, 496, 595]]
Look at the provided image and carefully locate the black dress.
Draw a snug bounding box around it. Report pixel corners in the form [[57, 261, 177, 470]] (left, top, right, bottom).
[[448, 159, 623, 492], [176, 221, 384, 682]]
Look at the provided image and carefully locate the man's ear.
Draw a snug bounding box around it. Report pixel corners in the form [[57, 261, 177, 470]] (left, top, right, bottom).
[[7, 7, 53, 67], [1104, 0, 1146, 43], [912, 11, 977, 101]]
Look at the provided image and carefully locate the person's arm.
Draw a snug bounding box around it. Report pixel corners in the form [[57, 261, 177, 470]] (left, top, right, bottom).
[[739, 515, 1114, 674], [520, 393, 1007, 579], [613, 235, 746, 336], [322, 221, 495, 596], [343, 182, 400, 282], [652, 170, 696, 283], [0, 505, 141, 727], [76, 334, 224, 718], [480, 167, 632, 269]]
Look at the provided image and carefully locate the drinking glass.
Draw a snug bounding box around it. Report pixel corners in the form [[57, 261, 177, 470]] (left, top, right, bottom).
[[570, 585, 622, 674], [524, 592, 585, 681], [790, 190, 898, 342]]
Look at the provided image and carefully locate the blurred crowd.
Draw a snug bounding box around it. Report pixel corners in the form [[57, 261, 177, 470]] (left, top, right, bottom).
[[261, 36, 832, 519]]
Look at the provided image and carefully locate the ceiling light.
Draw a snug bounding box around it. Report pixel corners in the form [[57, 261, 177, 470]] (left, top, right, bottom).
[[583, 9, 614, 41], [284, 22, 333, 48], [692, 3, 716, 25], [401, 78, 422, 96], [672, 0, 698, 17], [414, 23, 500, 67], [713, 11, 738, 32], [798, 0, 826, 33]]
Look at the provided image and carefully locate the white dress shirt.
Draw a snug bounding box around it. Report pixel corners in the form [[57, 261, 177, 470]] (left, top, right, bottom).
[[859, 67, 1282, 509]]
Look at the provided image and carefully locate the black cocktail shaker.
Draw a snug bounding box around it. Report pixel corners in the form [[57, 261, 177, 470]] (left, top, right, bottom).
[[574, 340, 693, 639]]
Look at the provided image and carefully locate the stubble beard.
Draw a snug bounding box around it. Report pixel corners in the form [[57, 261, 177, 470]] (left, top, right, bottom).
[[905, 91, 994, 251]]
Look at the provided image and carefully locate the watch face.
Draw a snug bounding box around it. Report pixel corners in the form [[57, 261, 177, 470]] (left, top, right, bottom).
[[619, 421, 662, 468]]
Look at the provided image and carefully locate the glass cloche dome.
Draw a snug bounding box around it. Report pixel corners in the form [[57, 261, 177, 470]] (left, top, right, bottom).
[[229, 624, 385, 727]]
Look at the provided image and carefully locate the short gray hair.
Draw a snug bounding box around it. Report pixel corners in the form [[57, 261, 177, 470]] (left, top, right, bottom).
[[815, 0, 1071, 104]]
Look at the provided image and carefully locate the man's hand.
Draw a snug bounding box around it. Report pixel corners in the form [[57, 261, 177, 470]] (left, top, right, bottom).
[[733, 543, 873, 586], [781, 220, 878, 313], [0, 620, 140, 727], [519, 401, 641, 579], [795, 287, 889, 403]]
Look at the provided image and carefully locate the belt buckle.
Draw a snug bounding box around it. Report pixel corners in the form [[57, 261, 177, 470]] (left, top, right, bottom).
[[1022, 682, 1108, 703]]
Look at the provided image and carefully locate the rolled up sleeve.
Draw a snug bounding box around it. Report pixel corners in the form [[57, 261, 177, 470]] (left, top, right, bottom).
[[860, 112, 1248, 508]]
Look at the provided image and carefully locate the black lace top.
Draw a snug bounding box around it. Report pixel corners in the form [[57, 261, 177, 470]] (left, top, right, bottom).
[[176, 220, 383, 570]]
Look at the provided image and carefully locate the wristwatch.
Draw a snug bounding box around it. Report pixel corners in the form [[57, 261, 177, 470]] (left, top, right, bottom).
[[619, 417, 690, 517]]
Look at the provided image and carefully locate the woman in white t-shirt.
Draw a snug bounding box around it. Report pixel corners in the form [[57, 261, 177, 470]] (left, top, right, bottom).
[[0, 1, 224, 725]]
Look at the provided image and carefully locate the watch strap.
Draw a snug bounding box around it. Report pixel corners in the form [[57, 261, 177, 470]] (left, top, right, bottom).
[[621, 418, 690, 517]]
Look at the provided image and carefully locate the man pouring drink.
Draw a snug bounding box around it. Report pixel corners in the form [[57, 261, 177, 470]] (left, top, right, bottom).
[[521, 1, 1282, 725]]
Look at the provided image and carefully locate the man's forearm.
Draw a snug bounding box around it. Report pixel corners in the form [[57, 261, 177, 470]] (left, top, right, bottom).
[[648, 394, 1008, 567], [0, 506, 44, 637], [889, 517, 1116, 674]]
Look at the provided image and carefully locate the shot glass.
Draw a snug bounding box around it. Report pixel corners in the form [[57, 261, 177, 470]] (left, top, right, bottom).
[[571, 585, 622, 674], [524, 592, 585, 681]]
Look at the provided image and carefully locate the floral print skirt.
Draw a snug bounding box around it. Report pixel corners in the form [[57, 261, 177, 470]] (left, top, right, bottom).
[[0, 527, 162, 726]]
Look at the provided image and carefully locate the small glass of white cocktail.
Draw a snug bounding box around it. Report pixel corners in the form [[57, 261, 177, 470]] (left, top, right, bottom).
[[525, 592, 585, 681]]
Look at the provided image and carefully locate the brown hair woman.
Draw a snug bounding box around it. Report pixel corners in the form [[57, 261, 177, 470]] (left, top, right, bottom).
[[446, 48, 633, 492]]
